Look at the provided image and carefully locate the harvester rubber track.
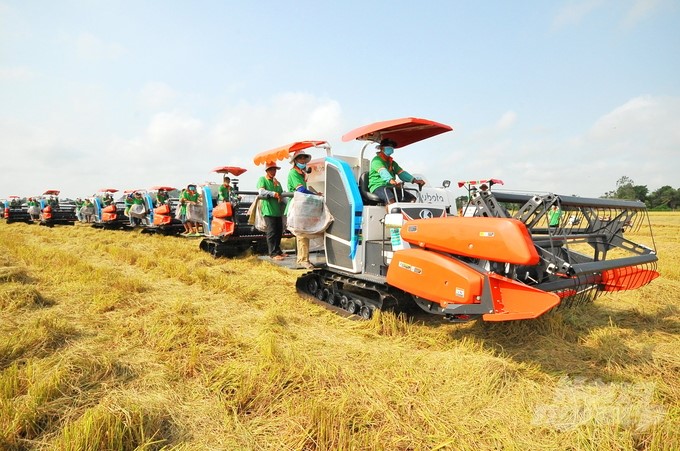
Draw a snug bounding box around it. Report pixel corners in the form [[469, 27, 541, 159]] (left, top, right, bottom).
[[296, 268, 415, 320]]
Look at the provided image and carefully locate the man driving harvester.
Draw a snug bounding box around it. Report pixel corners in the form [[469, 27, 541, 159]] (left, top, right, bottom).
[[368, 138, 425, 206]]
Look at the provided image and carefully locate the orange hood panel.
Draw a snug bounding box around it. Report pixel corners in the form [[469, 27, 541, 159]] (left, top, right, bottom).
[[400, 217, 540, 265]]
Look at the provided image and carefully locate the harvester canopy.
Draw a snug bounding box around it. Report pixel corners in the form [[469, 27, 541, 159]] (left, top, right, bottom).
[[341, 117, 452, 148], [253, 140, 329, 166], [43, 190, 60, 196], [457, 179, 504, 188], [98, 188, 119, 193], [211, 166, 248, 176], [150, 186, 177, 191]]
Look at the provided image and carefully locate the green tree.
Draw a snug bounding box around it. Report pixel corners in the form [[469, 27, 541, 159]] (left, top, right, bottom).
[[602, 176, 648, 202], [647, 185, 679, 209]]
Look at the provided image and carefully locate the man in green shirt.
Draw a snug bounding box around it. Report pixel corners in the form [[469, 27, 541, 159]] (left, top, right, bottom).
[[287, 150, 320, 268], [257, 162, 285, 260], [182, 185, 201, 236], [27, 197, 40, 221], [368, 138, 425, 206], [129, 191, 148, 226], [155, 189, 169, 206], [548, 205, 562, 229], [102, 193, 114, 206], [82, 198, 95, 223], [218, 176, 238, 205]]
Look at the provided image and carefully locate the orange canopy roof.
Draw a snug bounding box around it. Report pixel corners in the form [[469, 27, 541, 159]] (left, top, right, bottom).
[[253, 140, 328, 166], [341, 117, 452, 148], [43, 190, 60, 195], [211, 166, 248, 176], [98, 188, 119, 193]]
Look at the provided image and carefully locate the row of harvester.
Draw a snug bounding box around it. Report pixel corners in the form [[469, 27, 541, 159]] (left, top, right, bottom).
[[292, 117, 659, 322], [3, 190, 77, 226], [195, 165, 294, 256]]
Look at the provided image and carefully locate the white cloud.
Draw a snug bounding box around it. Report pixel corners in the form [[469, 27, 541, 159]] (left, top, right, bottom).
[[553, 0, 605, 29], [622, 0, 666, 27], [495, 111, 517, 131], [424, 95, 680, 198], [75, 32, 126, 61], [0, 92, 345, 197], [139, 82, 178, 110], [2, 90, 677, 201], [0, 66, 37, 80]]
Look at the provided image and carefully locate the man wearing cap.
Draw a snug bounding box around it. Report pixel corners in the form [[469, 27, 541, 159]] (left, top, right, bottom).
[[368, 138, 425, 206], [257, 162, 285, 260], [287, 150, 321, 269]]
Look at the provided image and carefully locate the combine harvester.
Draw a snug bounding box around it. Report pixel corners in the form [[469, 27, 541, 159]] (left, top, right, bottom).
[[4, 196, 32, 224], [143, 186, 183, 235], [295, 117, 659, 321], [198, 166, 293, 257], [92, 189, 136, 230], [38, 190, 77, 227], [90, 188, 119, 226]]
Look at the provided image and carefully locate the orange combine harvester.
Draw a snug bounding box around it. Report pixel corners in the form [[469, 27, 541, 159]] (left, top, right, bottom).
[[294, 117, 659, 322]]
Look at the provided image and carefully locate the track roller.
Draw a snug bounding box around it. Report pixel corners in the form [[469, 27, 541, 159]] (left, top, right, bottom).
[[359, 305, 373, 320]]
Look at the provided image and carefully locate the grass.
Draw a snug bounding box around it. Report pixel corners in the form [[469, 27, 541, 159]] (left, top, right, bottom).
[[0, 213, 678, 450]]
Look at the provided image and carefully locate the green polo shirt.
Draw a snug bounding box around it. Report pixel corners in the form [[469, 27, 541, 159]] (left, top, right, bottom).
[[218, 184, 236, 203], [368, 154, 404, 192], [256, 176, 283, 217], [287, 168, 307, 192]]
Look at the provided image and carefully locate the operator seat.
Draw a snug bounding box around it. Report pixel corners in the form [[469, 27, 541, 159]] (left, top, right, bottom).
[[358, 171, 383, 206]]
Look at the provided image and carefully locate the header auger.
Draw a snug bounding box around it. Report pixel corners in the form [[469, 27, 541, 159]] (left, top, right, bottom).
[[463, 187, 659, 310]]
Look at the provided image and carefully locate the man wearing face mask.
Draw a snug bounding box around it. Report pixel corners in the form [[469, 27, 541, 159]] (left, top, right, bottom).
[[287, 150, 321, 268], [368, 138, 425, 205]]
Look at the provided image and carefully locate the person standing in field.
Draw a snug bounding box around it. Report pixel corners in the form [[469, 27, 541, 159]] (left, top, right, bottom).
[[181, 184, 201, 236], [74, 198, 84, 222], [82, 198, 95, 222], [548, 204, 562, 230], [257, 162, 285, 260], [287, 150, 320, 269], [27, 197, 40, 221], [124, 193, 135, 225]]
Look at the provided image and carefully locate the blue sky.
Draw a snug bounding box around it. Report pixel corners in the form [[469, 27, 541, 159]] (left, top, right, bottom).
[[1, 0, 678, 200]]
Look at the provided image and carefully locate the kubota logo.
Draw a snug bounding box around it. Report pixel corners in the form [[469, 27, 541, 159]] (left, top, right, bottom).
[[420, 192, 445, 203], [419, 209, 433, 219]]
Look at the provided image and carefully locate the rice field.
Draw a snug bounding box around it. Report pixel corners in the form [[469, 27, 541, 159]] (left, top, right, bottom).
[[0, 212, 678, 450]]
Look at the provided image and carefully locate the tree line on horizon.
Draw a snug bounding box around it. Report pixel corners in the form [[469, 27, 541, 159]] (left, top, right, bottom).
[[602, 176, 679, 210]]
